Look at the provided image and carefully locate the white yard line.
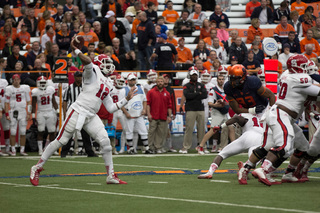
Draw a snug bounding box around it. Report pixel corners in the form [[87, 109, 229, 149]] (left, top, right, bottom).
[[87, 183, 102, 185], [0, 182, 318, 213], [308, 176, 320, 179], [210, 180, 231, 183], [148, 181, 168, 184]]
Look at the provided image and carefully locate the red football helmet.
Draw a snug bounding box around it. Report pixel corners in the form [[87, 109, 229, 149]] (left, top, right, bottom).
[[36, 76, 48, 90], [201, 69, 211, 83], [93, 54, 115, 75], [147, 69, 157, 82], [287, 54, 309, 74], [307, 60, 319, 75], [115, 75, 125, 88], [229, 64, 247, 88]]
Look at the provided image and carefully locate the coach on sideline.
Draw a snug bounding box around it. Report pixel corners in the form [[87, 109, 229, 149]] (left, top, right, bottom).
[[147, 76, 172, 153]]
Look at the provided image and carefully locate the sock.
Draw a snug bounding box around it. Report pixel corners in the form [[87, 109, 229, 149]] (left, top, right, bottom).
[[167, 138, 172, 148], [38, 141, 43, 152], [302, 161, 312, 172], [212, 139, 218, 149], [141, 139, 148, 146], [11, 146, 16, 153], [20, 146, 25, 153], [261, 159, 273, 173], [36, 140, 62, 168], [133, 133, 138, 151], [102, 149, 114, 176], [285, 164, 296, 174], [244, 160, 255, 169], [208, 163, 218, 175], [127, 139, 133, 147], [120, 132, 126, 150]]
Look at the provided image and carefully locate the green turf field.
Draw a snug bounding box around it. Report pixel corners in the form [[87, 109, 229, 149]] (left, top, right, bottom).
[[1, 153, 319, 213]]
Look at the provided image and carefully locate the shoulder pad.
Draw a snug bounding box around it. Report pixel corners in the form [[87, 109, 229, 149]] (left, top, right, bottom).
[[246, 76, 262, 90]]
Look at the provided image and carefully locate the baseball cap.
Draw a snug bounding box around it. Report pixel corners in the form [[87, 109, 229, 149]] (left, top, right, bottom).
[[178, 37, 185, 41], [283, 43, 290, 49], [127, 73, 137, 80], [189, 69, 198, 76], [74, 71, 82, 77], [231, 56, 238, 61], [12, 74, 20, 79], [157, 33, 167, 40], [125, 12, 135, 17], [105, 11, 115, 18], [162, 74, 170, 78]]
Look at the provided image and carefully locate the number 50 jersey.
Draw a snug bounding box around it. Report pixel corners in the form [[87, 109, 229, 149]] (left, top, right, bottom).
[[31, 86, 56, 112]]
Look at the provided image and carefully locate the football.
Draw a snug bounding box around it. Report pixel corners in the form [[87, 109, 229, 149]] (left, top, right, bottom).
[[72, 35, 84, 50]]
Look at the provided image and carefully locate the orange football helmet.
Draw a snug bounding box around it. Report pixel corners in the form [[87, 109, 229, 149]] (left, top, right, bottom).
[[229, 64, 247, 88]]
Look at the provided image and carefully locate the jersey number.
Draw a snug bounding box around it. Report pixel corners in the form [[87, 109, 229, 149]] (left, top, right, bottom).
[[252, 117, 262, 127], [112, 95, 118, 103], [278, 83, 288, 99], [41, 96, 50, 105], [16, 94, 21, 102], [96, 84, 109, 101]]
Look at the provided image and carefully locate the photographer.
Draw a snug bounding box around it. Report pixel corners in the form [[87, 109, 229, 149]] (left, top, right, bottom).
[[173, 10, 195, 37]]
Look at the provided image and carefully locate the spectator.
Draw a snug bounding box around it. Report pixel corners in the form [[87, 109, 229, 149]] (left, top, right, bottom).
[[47, 43, 61, 70], [92, 21, 102, 40], [41, 0, 57, 16], [291, 0, 307, 16], [176, 37, 193, 66], [200, 19, 212, 39], [16, 24, 31, 48], [26, 41, 42, 70], [147, 76, 172, 153], [150, 33, 178, 76], [54, 22, 62, 33], [229, 37, 248, 64], [211, 38, 227, 64], [141, 0, 159, 11], [131, 10, 141, 40], [303, 43, 318, 59], [56, 22, 72, 54], [288, 10, 302, 37], [180, 68, 207, 154], [72, 6, 80, 21], [145, 1, 158, 24], [246, 0, 261, 18], [1, 5, 17, 27], [70, 20, 81, 36], [52, 5, 64, 23], [162, 1, 180, 24], [203, 51, 219, 74], [194, 58, 204, 72], [118, 50, 137, 70], [1, 37, 13, 58], [95, 41, 106, 54], [252, 41, 265, 64], [246, 18, 264, 44], [23, 8, 38, 37], [41, 25, 56, 51], [242, 49, 261, 75], [101, 0, 123, 18], [120, 12, 134, 52], [17, 7, 28, 23], [137, 11, 156, 72], [78, 22, 99, 48], [183, 0, 196, 14], [209, 5, 230, 28], [112, 37, 126, 57], [188, 4, 207, 30], [283, 31, 301, 53], [300, 29, 320, 55], [63, 0, 74, 13], [29, 59, 48, 84], [157, 16, 168, 34], [166, 30, 177, 46], [194, 39, 210, 62], [0, 23, 16, 50], [311, 17, 320, 43], [273, 1, 290, 24], [216, 22, 228, 44], [122, 0, 135, 15], [100, 11, 126, 47], [298, 6, 316, 23], [274, 16, 295, 44], [0, 58, 7, 79], [204, 29, 223, 49], [301, 12, 315, 37], [62, 12, 74, 31], [278, 43, 294, 70], [267, 0, 275, 12], [7, 44, 28, 72], [84, 43, 98, 56], [36, 53, 51, 72], [38, 11, 55, 34], [78, 12, 92, 26], [173, 10, 195, 37], [226, 29, 238, 49], [216, 0, 231, 12], [126, 1, 143, 16], [250, 0, 273, 24], [104, 46, 121, 70]]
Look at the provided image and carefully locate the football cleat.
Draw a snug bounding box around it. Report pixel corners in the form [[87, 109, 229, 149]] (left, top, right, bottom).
[[30, 165, 44, 186], [281, 172, 305, 183], [252, 171, 281, 185], [20, 152, 28, 156], [252, 168, 272, 186], [168, 148, 177, 153], [198, 172, 213, 179], [238, 167, 249, 185], [300, 171, 309, 182], [9, 151, 16, 156], [196, 146, 205, 155], [106, 174, 127, 184], [179, 149, 188, 154], [0, 151, 8, 157], [127, 147, 135, 154], [118, 148, 125, 154], [294, 162, 304, 179]]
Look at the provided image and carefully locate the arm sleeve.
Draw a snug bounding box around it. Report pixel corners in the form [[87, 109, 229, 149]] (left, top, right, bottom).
[[103, 94, 128, 114], [82, 63, 94, 81], [183, 85, 198, 99]]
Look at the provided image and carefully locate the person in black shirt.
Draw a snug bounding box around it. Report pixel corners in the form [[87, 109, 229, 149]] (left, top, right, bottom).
[[145, 2, 158, 24], [242, 50, 261, 76]]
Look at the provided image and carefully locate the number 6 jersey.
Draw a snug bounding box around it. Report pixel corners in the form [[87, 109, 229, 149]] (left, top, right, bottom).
[[5, 84, 30, 110], [31, 86, 56, 112]]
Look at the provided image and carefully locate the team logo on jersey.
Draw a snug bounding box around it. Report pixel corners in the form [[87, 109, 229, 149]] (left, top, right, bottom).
[[131, 101, 142, 110]]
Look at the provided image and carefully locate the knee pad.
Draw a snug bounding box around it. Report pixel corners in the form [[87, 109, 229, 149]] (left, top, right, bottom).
[[273, 157, 287, 168], [293, 149, 306, 159], [100, 138, 112, 153], [10, 125, 17, 136], [19, 125, 27, 135], [252, 147, 268, 160], [269, 146, 286, 159]]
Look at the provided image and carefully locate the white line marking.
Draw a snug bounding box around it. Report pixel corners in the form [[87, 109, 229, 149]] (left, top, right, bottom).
[[87, 183, 102, 185], [225, 162, 236, 165], [148, 181, 168, 184], [308, 176, 320, 179], [0, 182, 318, 213], [210, 180, 230, 183]]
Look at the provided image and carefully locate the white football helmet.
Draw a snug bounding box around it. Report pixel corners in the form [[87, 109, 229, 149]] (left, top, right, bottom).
[[115, 75, 125, 88], [307, 60, 319, 75], [201, 69, 211, 83], [147, 69, 157, 83], [36, 76, 47, 90], [93, 54, 115, 75], [218, 66, 228, 77]]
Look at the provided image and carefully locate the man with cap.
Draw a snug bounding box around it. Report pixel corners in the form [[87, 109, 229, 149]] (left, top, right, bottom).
[[150, 33, 178, 78], [61, 71, 98, 157], [180, 67, 207, 153], [100, 10, 126, 47], [121, 12, 135, 52], [176, 37, 193, 70], [4, 74, 31, 156]]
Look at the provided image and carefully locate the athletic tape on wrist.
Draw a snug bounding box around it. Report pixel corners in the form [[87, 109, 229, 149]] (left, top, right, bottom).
[[74, 49, 81, 56]]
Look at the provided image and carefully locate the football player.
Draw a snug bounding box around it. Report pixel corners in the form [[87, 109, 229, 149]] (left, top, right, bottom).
[[30, 39, 136, 186], [31, 76, 58, 155], [0, 78, 9, 156], [4, 74, 31, 156], [143, 69, 157, 94]]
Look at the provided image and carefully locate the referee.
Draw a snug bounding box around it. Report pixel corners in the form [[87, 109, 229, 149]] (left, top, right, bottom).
[[61, 71, 97, 157]]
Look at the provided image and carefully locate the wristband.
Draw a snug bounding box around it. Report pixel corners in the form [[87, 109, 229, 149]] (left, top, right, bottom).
[[5, 112, 9, 117], [74, 49, 82, 56], [32, 113, 35, 118], [28, 105, 32, 113], [221, 122, 227, 129], [248, 107, 256, 115]]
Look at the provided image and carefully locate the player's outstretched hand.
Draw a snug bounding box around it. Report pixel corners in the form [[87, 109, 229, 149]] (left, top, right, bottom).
[[126, 86, 137, 101], [255, 105, 265, 114]]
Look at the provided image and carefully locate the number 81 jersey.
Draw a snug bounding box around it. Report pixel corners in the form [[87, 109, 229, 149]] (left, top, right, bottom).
[[31, 86, 55, 112]]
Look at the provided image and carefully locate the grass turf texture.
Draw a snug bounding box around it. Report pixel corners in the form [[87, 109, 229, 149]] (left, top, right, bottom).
[[0, 153, 319, 213]]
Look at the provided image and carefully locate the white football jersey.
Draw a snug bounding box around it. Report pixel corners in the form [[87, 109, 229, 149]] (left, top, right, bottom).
[[0, 79, 8, 109], [277, 71, 320, 114], [202, 82, 215, 110], [32, 86, 56, 111], [110, 86, 126, 104], [47, 80, 68, 105], [5, 84, 30, 110], [240, 113, 263, 134], [142, 82, 156, 93]]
